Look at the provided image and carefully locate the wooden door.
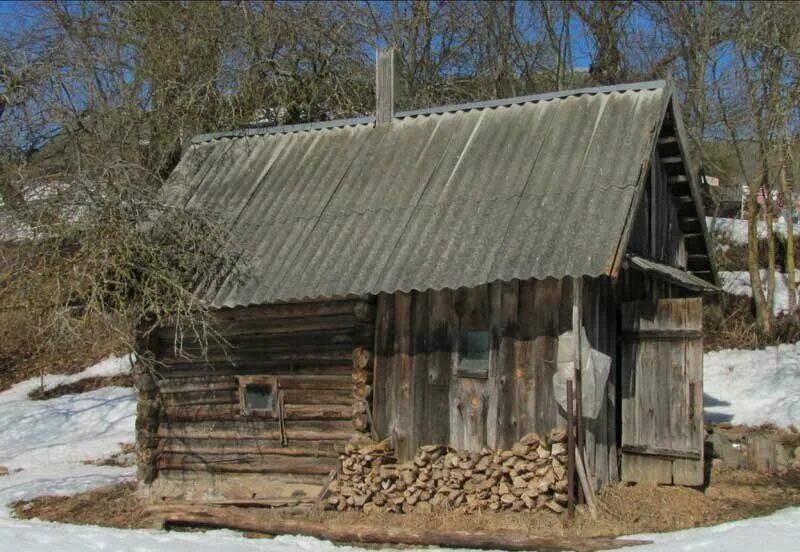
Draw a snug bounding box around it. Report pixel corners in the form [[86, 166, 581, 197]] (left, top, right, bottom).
[[621, 298, 704, 486]]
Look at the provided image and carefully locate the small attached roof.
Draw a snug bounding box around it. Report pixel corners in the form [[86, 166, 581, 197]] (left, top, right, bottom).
[[163, 80, 715, 308], [626, 254, 719, 293]]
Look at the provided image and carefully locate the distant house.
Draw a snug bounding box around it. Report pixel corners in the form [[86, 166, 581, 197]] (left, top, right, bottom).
[[135, 51, 718, 507]]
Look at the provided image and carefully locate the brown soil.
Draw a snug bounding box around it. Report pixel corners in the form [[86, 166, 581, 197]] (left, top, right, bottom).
[[27, 374, 133, 400], [13, 465, 800, 541]]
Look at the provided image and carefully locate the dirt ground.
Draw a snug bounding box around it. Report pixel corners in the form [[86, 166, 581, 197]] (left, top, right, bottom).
[[13, 464, 800, 542]]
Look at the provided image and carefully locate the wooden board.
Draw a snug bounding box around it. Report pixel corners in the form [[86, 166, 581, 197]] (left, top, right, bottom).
[[620, 298, 703, 485]]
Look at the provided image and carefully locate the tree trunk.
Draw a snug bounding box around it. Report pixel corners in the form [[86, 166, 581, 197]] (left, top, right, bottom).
[[781, 152, 797, 312], [747, 191, 770, 335], [765, 197, 777, 317]]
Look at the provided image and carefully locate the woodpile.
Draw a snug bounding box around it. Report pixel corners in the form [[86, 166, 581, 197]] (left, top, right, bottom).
[[327, 428, 570, 514]]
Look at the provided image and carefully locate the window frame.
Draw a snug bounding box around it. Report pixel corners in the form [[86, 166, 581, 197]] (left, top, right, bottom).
[[456, 329, 492, 379], [238, 375, 279, 416]]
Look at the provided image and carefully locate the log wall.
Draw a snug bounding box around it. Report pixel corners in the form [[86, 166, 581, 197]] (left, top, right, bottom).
[[373, 277, 619, 487], [141, 297, 375, 502]]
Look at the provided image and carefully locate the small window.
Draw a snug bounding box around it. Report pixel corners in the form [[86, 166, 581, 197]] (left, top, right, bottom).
[[458, 330, 491, 378], [238, 376, 278, 415]]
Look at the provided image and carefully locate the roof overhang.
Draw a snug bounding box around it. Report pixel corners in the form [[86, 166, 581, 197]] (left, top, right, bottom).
[[626, 254, 719, 293]]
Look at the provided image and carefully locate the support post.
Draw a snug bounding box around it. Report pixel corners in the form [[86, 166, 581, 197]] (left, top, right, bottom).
[[571, 277, 585, 503], [566, 379, 576, 517]]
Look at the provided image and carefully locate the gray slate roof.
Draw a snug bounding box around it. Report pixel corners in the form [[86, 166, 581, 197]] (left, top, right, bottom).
[[164, 81, 677, 308]]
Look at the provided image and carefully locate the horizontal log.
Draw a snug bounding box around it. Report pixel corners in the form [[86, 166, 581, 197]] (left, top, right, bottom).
[[161, 390, 238, 407], [148, 506, 650, 551], [159, 379, 238, 394], [159, 388, 352, 407], [159, 420, 357, 442], [159, 315, 361, 342], [162, 404, 351, 423], [161, 447, 339, 461], [159, 350, 353, 367], [164, 329, 359, 353], [154, 363, 353, 378], [162, 440, 343, 457], [159, 454, 337, 475], [213, 299, 366, 323]]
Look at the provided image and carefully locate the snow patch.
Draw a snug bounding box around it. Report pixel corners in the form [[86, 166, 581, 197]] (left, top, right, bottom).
[[623, 507, 800, 551], [704, 343, 800, 427], [720, 270, 799, 315], [709, 216, 800, 246]]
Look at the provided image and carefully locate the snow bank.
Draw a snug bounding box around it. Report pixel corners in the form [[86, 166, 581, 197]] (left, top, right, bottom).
[[720, 270, 799, 315], [708, 216, 800, 246], [624, 507, 800, 551], [0, 356, 136, 520], [704, 342, 800, 427]]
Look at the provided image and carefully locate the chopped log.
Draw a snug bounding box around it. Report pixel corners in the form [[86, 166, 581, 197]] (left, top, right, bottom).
[[148, 505, 650, 551]]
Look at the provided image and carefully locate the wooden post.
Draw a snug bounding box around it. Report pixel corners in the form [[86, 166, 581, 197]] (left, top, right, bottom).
[[571, 277, 585, 503], [376, 47, 399, 125], [566, 379, 576, 517]]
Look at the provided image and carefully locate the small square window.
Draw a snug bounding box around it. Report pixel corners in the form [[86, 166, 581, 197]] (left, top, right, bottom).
[[245, 384, 274, 411], [238, 376, 278, 415], [458, 330, 490, 378]]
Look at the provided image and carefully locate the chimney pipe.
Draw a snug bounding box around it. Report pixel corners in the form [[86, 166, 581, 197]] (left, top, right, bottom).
[[375, 47, 399, 126]]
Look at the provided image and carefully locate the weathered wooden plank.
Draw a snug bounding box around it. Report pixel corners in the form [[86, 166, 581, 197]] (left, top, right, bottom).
[[410, 290, 429, 449], [162, 438, 344, 456], [159, 420, 356, 441], [158, 453, 337, 475], [493, 279, 519, 449], [161, 445, 341, 458], [531, 278, 563, 435], [162, 404, 351, 423], [450, 286, 491, 452], [621, 445, 701, 461], [394, 292, 414, 460], [155, 363, 353, 378], [621, 298, 704, 486], [425, 288, 454, 446], [372, 293, 394, 440]]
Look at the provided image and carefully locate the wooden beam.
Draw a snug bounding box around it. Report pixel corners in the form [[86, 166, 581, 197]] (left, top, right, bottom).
[[147, 505, 651, 551], [621, 444, 701, 461]]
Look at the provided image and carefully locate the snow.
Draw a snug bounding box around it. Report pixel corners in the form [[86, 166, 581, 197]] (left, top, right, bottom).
[[0, 355, 137, 518], [0, 355, 799, 551], [622, 507, 800, 551], [720, 270, 799, 315], [708, 216, 800, 246], [704, 342, 800, 427]]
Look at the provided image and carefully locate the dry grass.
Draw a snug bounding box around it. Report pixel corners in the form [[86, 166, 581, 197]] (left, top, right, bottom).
[[27, 374, 133, 400], [13, 465, 800, 540], [703, 294, 800, 351]]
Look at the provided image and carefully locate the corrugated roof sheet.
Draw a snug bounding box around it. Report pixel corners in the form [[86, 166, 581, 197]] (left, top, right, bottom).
[[627, 254, 719, 293], [165, 81, 673, 308]]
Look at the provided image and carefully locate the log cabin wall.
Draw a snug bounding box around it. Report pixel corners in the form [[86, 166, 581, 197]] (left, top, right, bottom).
[[373, 276, 620, 487], [143, 297, 375, 503]]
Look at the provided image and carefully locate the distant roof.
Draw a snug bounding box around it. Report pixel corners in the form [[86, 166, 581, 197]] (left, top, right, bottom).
[[163, 80, 707, 308]]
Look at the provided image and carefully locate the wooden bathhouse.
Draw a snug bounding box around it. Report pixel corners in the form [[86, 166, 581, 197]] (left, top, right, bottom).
[[136, 53, 718, 507]]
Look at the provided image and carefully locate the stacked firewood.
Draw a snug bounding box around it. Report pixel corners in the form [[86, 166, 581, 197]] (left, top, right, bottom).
[[326, 429, 569, 514]]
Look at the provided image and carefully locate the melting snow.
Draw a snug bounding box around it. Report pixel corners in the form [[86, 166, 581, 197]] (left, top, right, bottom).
[[0, 353, 798, 551]]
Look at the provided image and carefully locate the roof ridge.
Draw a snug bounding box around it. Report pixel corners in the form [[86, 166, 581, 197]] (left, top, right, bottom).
[[190, 80, 666, 145]]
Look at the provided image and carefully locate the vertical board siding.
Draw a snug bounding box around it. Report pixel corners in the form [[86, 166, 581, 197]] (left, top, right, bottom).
[[374, 277, 618, 485], [620, 298, 703, 485]]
